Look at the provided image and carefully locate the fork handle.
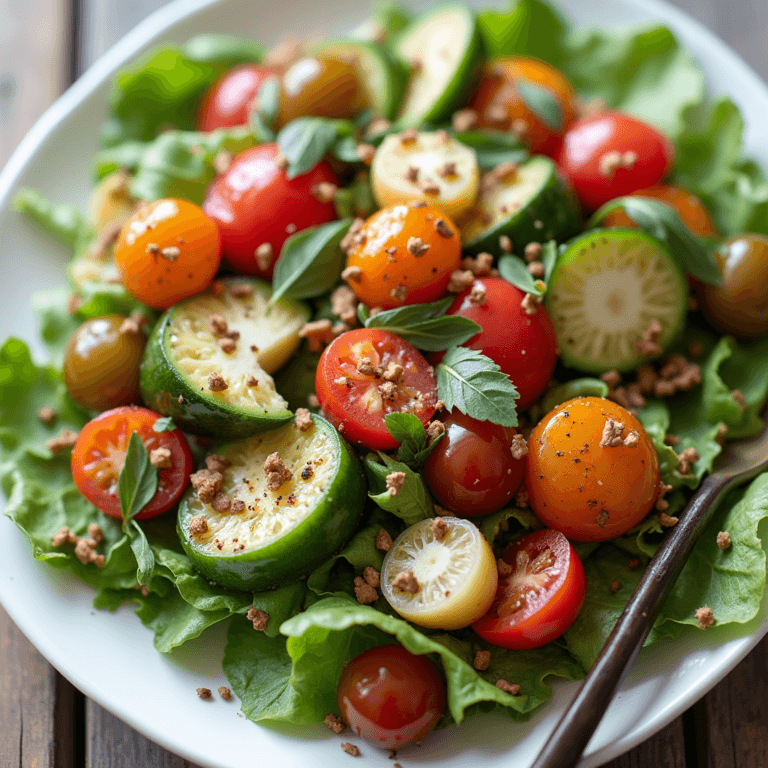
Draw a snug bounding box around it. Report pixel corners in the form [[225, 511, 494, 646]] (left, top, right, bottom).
[[530, 472, 732, 768]]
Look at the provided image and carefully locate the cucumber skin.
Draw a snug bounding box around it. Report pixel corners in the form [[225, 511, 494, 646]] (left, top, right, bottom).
[[177, 415, 367, 591], [395, 4, 483, 128], [464, 159, 581, 254], [139, 308, 293, 439]]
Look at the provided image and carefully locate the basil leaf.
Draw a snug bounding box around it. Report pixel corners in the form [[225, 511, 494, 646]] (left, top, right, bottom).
[[357, 303, 371, 325], [366, 296, 453, 327], [153, 416, 176, 433], [277, 118, 355, 179], [515, 80, 564, 132], [436, 347, 519, 427], [588, 196, 723, 286], [451, 130, 528, 170], [270, 219, 352, 304], [129, 519, 155, 586], [540, 240, 558, 282], [364, 453, 432, 526], [118, 431, 159, 525], [182, 34, 265, 66], [498, 254, 544, 296], [332, 136, 361, 164], [250, 75, 280, 136], [384, 413, 442, 469], [333, 173, 376, 220]]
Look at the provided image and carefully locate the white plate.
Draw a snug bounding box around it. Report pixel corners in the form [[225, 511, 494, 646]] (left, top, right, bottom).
[[1, 0, 767, 766]]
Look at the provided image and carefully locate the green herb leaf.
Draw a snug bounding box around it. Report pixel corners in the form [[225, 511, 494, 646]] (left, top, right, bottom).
[[588, 196, 723, 286], [153, 416, 176, 433], [182, 34, 265, 66], [365, 453, 432, 526], [384, 413, 442, 468], [515, 80, 564, 132], [435, 347, 519, 427], [129, 520, 155, 586], [540, 240, 558, 282], [270, 219, 352, 304], [356, 303, 370, 325], [451, 130, 528, 170], [248, 75, 280, 137], [118, 431, 159, 526], [541, 378, 609, 413], [333, 173, 376, 220], [498, 254, 544, 296], [277, 118, 355, 179], [13, 188, 93, 252]]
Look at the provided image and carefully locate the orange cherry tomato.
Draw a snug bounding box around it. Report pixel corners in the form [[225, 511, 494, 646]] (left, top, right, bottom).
[[115, 198, 221, 310], [344, 203, 462, 310], [468, 57, 575, 156], [526, 397, 660, 542], [601, 185, 719, 237]]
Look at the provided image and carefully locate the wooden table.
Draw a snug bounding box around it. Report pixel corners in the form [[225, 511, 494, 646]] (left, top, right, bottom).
[[1, 0, 767, 765]]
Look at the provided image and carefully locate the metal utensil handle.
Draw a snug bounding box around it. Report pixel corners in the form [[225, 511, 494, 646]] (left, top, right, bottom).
[[530, 473, 732, 768]]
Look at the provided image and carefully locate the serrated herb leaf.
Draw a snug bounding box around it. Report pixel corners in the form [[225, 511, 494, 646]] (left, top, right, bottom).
[[588, 196, 723, 286], [270, 218, 352, 304], [436, 347, 519, 427], [357, 302, 371, 325], [515, 80, 564, 132], [540, 240, 558, 282], [277, 118, 357, 179], [498, 254, 544, 297], [129, 519, 155, 586], [364, 452, 432, 526], [153, 416, 176, 433], [451, 130, 529, 170], [118, 431, 159, 526], [384, 413, 443, 469]]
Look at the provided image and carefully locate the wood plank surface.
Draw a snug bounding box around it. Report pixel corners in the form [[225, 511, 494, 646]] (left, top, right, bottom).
[[599, 717, 688, 768]]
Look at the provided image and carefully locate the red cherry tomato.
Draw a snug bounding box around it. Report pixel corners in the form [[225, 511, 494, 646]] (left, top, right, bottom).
[[71, 406, 193, 520], [337, 645, 446, 750], [203, 143, 339, 278], [557, 112, 674, 211], [423, 410, 525, 516], [196, 64, 279, 131], [439, 277, 558, 410], [472, 529, 586, 650], [315, 329, 438, 450]]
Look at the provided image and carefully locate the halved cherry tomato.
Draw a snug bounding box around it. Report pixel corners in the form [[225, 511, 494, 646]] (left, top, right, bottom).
[[203, 143, 339, 278], [423, 410, 525, 516], [114, 198, 221, 310], [196, 64, 280, 131], [601, 185, 719, 237], [472, 529, 586, 650], [438, 277, 558, 410], [526, 397, 660, 541], [337, 644, 446, 750], [315, 329, 438, 450], [468, 57, 575, 156], [344, 203, 462, 310], [557, 112, 674, 211], [71, 406, 194, 520]]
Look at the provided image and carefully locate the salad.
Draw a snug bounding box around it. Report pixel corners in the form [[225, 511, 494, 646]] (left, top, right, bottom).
[[4, 0, 768, 757]]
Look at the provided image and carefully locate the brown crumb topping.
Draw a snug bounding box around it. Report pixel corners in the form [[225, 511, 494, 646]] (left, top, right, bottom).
[[207, 372, 228, 392], [190, 469, 224, 504], [354, 576, 378, 605], [46, 429, 79, 454], [382, 362, 403, 382], [341, 742, 361, 757], [331, 285, 358, 325], [499, 235, 513, 254], [74, 536, 105, 568], [473, 650, 491, 671], [211, 493, 231, 513], [469, 283, 486, 305], [434, 218, 453, 238], [462, 252, 495, 277], [717, 531, 732, 550], [379, 381, 398, 400], [264, 452, 292, 491], [524, 242, 542, 262], [695, 606, 715, 630], [495, 679, 521, 696], [392, 570, 420, 593], [37, 406, 57, 426], [246, 607, 269, 631], [149, 447, 172, 469], [636, 320, 663, 357], [341, 218, 366, 253], [324, 713, 346, 734], [228, 282, 253, 299], [510, 434, 528, 460], [205, 454, 231, 474], [452, 108, 478, 132], [312, 182, 338, 203], [527, 261, 545, 279], [295, 408, 313, 431], [52, 526, 78, 547], [189, 515, 209, 535], [196, 688, 212, 700], [678, 447, 700, 476], [520, 293, 539, 316], [218, 686, 232, 700], [87, 523, 103, 544], [363, 566, 380, 589], [426, 420, 446, 442], [600, 419, 625, 448], [447, 270, 475, 294], [407, 236, 431, 257], [655, 481, 674, 512], [609, 579, 621, 594], [341, 265, 362, 283], [356, 144, 376, 165], [218, 337, 237, 354], [431, 517, 450, 543], [658, 512, 679, 528], [375, 529, 393, 552], [386, 471, 406, 497], [299, 319, 335, 352], [255, 242, 273, 272], [732, 389, 747, 411]]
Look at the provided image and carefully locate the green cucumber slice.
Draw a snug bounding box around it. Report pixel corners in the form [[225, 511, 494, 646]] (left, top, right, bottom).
[[395, 4, 482, 127], [546, 229, 689, 374], [462, 155, 580, 254], [313, 39, 408, 120], [178, 413, 366, 591], [139, 277, 309, 438]]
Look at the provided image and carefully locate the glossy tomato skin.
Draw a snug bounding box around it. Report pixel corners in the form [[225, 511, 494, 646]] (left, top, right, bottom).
[[473, 529, 586, 650], [71, 406, 193, 520], [526, 397, 660, 541], [203, 143, 339, 278], [196, 64, 279, 131], [440, 278, 558, 410], [316, 329, 438, 450], [423, 411, 525, 516], [337, 645, 446, 750], [557, 112, 674, 211]]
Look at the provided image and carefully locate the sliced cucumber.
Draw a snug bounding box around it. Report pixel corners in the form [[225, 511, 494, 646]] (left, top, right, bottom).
[[178, 414, 366, 591], [395, 4, 481, 127], [462, 155, 580, 254], [371, 130, 479, 219], [546, 229, 689, 374], [313, 39, 408, 120], [139, 277, 310, 438]]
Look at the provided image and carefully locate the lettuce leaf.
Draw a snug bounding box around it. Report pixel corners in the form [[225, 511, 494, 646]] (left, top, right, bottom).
[[13, 188, 93, 252]]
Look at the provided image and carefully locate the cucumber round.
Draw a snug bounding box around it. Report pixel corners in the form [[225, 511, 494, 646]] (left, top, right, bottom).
[[313, 39, 408, 120], [546, 229, 689, 374], [178, 414, 366, 591], [462, 155, 581, 254], [139, 277, 309, 438], [395, 4, 482, 127]]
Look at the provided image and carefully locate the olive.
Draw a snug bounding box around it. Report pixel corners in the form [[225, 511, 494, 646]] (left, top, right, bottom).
[[63, 315, 146, 411], [702, 234, 768, 337], [275, 56, 362, 128]]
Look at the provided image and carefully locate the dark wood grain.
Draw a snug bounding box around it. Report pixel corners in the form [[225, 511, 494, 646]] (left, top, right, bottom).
[[599, 717, 687, 768]]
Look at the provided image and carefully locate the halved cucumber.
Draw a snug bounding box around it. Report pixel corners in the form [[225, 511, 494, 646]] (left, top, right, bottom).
[[381, 517, 497, 630], [139, 277, 310, 438], [394, 4, 482, 127], [461, 155, 581, 254], [371, 129, 479, 219], [178, 414, 366, 591], [546, 229, 689, 374], [313, 39, 408, 120]]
